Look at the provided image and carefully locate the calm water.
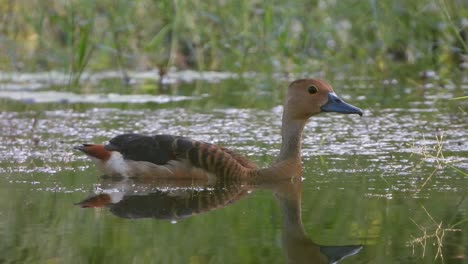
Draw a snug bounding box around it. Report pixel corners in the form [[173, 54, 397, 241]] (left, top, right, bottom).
[[0, 71, 467, 263]]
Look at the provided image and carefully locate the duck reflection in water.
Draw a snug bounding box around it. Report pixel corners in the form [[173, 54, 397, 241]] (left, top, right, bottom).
[[77, 172, 362, 264], [77, 177, 250, 220]]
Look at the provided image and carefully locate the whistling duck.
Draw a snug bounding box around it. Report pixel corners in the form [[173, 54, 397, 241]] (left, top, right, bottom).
[[75, 79, 362, 179]]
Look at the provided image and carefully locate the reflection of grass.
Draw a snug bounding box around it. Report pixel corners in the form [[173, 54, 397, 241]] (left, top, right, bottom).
[[408, 205, 462, 263]]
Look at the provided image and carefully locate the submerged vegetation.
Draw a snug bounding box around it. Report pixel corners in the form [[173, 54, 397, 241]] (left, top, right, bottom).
[[0, 0, 466, 78]]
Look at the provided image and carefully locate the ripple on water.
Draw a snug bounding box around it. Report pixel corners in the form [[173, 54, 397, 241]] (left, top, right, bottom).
[[1, 106, 467, 162], [0, 91, 206, 104]]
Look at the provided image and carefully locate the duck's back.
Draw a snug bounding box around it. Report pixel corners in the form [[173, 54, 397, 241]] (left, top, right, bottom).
[[105, 134, 257, 177]]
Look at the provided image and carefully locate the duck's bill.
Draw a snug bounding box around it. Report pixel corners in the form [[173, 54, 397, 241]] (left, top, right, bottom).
[[320, 92, 363, 116]]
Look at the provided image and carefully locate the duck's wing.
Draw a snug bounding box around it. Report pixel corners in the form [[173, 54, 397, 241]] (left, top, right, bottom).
[[104, 134, 173, 164], [105, 133, 257, 172]]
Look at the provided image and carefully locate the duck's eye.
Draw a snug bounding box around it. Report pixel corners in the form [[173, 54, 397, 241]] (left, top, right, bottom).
[[308, 85, 318, 94]]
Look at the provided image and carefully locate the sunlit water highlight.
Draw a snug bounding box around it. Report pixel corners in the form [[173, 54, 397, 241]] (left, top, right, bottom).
[[0, 106, 466, 194]]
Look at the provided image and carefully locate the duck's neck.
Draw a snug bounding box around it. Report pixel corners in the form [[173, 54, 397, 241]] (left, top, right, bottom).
[[278, 116, 307, 164], [249, 113, 307, 182]]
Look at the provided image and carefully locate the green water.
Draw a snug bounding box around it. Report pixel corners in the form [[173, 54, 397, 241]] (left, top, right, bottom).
[[0, 73, 467, 263]]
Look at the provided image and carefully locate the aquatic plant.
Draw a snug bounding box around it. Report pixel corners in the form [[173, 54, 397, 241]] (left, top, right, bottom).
[[0, 0, 466, 77]]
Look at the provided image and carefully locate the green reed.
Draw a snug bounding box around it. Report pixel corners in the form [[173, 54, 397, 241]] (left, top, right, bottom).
[[0, 0, 466, 77]]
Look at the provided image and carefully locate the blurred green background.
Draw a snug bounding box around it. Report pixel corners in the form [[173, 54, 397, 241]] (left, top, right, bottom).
[[1, 0, 466, 76]]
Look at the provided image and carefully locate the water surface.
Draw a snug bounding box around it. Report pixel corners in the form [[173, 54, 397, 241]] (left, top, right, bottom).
[[0, 71, 467, 263]]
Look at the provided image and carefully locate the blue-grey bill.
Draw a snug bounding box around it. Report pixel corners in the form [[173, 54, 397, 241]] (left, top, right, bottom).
[[320, 92, 363, 116]]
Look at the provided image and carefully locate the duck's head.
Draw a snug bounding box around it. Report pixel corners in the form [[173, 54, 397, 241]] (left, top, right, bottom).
[[284, 79, 363, 120]]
